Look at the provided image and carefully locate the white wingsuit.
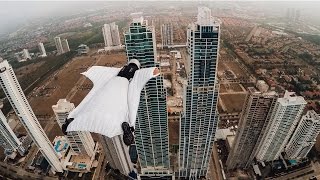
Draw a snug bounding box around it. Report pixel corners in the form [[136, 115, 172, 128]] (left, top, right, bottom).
[[66, 61, 159, 138]]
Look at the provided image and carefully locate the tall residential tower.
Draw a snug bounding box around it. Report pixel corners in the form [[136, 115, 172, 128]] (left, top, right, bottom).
[[285, 110, 320, 159], [38, 42, 47, 57], [256, 91, 307, 162], [179, 7, 220, 179], [102, 22, 121, 48], [226, 88, 277, 169], [0, 108, 25, 155], [52, 99, 95, 157], [54, 36, 64, 55], [61, 39, 70, 53], [0, 59, 63, 172], [125, 13, 171, 179]]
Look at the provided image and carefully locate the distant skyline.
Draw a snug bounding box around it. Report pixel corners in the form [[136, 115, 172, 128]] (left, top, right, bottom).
[[0, 1, 320, 38]]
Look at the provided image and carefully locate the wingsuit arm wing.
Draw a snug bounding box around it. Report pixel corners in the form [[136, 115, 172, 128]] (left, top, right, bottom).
[[128, 67, 160, 127], [66, 66, 121, 135], [81, 66, 121, 87]]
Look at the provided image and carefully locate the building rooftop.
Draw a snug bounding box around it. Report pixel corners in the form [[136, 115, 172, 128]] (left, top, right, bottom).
[[278, 91, 307, 106]]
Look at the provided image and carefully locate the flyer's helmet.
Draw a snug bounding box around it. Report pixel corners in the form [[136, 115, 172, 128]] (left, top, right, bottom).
[[128, 59, 141, 69]]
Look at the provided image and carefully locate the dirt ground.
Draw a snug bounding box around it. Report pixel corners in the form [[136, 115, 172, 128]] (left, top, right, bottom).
[[219, 94, 247, 113], [13, 52, 127, 136], [220, 83, 245, 93], [15, 61, 45, 78], [218, 61, 248, 78], [169, 121, 179, 145], [28, 52, 127, 118]]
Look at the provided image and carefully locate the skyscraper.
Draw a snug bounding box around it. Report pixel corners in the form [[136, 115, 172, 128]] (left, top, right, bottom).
[[102, 22, 121, 48], [161, 23, 173, 48], [101, 135, 133, 175], [110, 22, 121, 46], [52, 99, 95, 157], [0, 59, 63, 172], [226, 88, 277, 170], [54, 36, 64, 55], [125, 13, 171, 178], [61, 39, 70, 53], [179, 7, 220, 179], [256, 91, 307, 162], [22, 49, 31, 60], [0, 107, 25, 155], [285, 110, 320, 159], [38, 42, 47, 57]]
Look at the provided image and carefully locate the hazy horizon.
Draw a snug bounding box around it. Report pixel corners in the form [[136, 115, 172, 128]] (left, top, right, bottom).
[[1, 1, 320, 37]]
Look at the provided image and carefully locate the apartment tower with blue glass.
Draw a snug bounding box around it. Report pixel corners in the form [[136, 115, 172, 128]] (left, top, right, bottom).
[[179, 7, 220, 179], [124, 13, 171, 179]]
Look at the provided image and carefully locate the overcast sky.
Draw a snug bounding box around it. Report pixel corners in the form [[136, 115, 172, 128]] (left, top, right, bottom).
[[0, 1, 319, 37]]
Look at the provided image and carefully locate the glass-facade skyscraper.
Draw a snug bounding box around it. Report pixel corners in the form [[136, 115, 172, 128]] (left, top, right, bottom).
[[125, 13, 171, 179], [179, 7, 220, 179]]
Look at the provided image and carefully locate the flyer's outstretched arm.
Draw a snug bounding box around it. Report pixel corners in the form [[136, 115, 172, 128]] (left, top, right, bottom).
[[128, 67, 160, 127], [81, 66, 121, 87]]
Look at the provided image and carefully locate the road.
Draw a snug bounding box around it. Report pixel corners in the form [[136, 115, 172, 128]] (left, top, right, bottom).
[[208, 144, 224, 180], [92, 150, 106, 180], [0, 161, 57, 180]]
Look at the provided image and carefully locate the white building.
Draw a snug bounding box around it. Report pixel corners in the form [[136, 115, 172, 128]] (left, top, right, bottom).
[[179, 7, 220, 179], [102, 22, 121, 49], [52, 136, 97, 173], [0, 58, 63, 172], [285, 110, 320, 159], [110, 22, 121, 46], [38, 42, 47, 57], [54, 36, 64, 55], [102, 135, 133, 175], [61, 39, 70, 53], [256, 91, 307, 162], [256, 80, 269, 93], [102, 24, 113, 47], [22, 49, 31, 60], [77, 44, 89, 55], [0, 108, 25, 155], [52, 99, 95, 157]]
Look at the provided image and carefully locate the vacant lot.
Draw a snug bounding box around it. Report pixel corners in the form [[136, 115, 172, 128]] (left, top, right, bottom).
[[218, 94, 247, 113], [218, 61, 248, 78], [15, 61, 46, 79], [220, 83, 245, 93], [28, 52, 127, 123]]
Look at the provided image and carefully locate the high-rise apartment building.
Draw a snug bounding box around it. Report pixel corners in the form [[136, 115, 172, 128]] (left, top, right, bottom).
[[102, 24, 113, 47], [226, 88, 277, 170], [38, 42, 47, 57], [0, 59, 63, 172], [54, 36, 64, 55], [101, 135, 133, 175], [256, 91, 307, 162], [22, 49, 31, 60], [0, 108, 25, 155], [52, 99, 95, 157], [285, 110, 320, 159], [161, 23, 173, 48], [110, 22, 121, 46], [102, 22, 121, 48], [61, 39, 70, 53], [125, 13, 171, 178], [179, 7, 220, 179]]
